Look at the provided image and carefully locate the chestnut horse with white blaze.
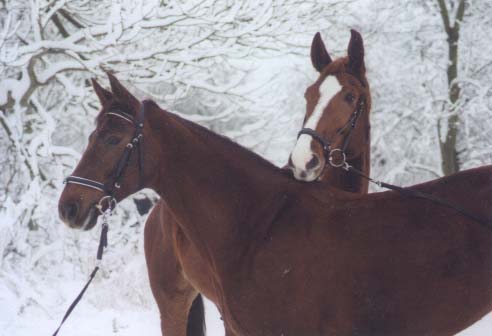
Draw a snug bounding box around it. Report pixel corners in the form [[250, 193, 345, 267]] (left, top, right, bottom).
[[288, 30, 371, 194], [59, 70, 492, 335]]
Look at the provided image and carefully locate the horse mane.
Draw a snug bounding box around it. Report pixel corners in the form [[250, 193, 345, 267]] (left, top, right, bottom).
[[144, 99, 290, 180], [148, 100, 356, 203]]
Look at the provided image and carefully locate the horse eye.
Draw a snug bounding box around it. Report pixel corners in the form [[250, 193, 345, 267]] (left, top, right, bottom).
[[345, 93, 355, 104], [104, 135, 122, 146]]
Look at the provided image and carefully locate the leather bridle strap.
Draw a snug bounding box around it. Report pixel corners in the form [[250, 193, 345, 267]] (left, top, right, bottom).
[[61, 176, 108, 193], [297, 128, 331, 155], [297, 96, 366, 166], [64, 105, 145, 199], [340, 98, 365, 153]]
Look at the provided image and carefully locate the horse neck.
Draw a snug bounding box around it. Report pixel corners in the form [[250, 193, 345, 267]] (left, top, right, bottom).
[[146, 102, 290, 259], [320, 111, 370, 194]]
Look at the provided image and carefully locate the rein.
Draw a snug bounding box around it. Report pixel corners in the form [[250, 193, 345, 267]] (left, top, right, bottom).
[[345, 165, 492, 230], [299, 102, 492, 230], [51, 206, 110, 336], [52, 105, 145, 335]]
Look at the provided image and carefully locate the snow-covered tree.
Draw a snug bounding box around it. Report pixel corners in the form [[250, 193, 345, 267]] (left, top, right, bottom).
[[351, 0, 492, 186], [0, 0, 349, 256]]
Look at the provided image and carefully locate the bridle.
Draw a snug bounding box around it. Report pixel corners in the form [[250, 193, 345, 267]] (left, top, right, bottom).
[[297, 96, 366, 175], [296, 94, 492, 230], [53, 104, 146, 336], [64, 104, 146, 212]]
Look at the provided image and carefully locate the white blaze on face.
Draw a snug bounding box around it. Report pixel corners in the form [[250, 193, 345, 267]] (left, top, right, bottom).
[[290, 76, 342, 180]]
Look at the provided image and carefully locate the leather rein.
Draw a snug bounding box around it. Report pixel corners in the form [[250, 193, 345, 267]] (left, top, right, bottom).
[[297, 97, 492, 230]]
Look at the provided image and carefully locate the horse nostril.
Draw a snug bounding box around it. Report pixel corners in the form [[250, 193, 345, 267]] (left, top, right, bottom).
[[62, 202, 79, 222], [306, 155, 320, 170]]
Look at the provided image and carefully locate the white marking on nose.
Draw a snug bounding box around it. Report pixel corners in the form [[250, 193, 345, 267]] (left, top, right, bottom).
[[290, 76, 342, 177], [81, 207, 95, 230]]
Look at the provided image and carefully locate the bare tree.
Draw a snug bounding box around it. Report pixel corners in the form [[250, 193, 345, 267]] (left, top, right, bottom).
[[436, 0, 466, 175]]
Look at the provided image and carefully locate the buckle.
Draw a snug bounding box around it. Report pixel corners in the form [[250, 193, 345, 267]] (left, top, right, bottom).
[[95, 196, 117, 215], [328, 149, 347, 168]]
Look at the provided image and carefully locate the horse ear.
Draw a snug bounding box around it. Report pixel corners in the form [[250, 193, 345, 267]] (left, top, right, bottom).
[[347, 29, 365, 77], [91, 78, 112, 104], [106, 71, 139, 112], [311, 32, 332, 73]]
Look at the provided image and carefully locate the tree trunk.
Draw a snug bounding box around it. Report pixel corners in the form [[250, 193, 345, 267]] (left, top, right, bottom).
[[436, 0, 466, 176]]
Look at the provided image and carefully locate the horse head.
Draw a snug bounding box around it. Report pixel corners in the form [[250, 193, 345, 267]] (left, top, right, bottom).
[[288, 30, 371, 184], [58, 73, 158, 229]]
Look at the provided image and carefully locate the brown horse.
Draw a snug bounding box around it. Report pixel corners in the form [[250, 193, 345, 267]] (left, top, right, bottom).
[[145, 30, 372, 335], [58, 71, 492, 335], [287, 30, 371, 194]]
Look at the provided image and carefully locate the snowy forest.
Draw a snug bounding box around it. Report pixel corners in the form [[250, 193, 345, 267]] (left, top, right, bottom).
[[1, 0, 492, 335]]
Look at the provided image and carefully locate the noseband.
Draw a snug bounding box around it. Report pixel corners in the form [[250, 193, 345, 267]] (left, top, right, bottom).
[[297, 96, 366, 171], [64, 105, 145, 211]]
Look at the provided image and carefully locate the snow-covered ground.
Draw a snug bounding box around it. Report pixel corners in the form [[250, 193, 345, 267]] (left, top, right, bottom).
[[0, 242, 226, 336], [1, 260, 491, 335], [459, 316, 492, 336], [1, 282, 225, 335]]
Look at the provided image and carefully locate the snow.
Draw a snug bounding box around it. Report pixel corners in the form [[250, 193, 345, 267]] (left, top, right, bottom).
[[0, 223, 226, 335], [0, 250, 491, 335]]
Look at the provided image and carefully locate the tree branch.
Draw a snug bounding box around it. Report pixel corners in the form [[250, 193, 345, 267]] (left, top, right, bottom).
[[0, 115, 36, 180], [437, 0, 451, 34], [59, 9, 85, 29], [454, 0, 466, 32], [51, 13, 69, 38]]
